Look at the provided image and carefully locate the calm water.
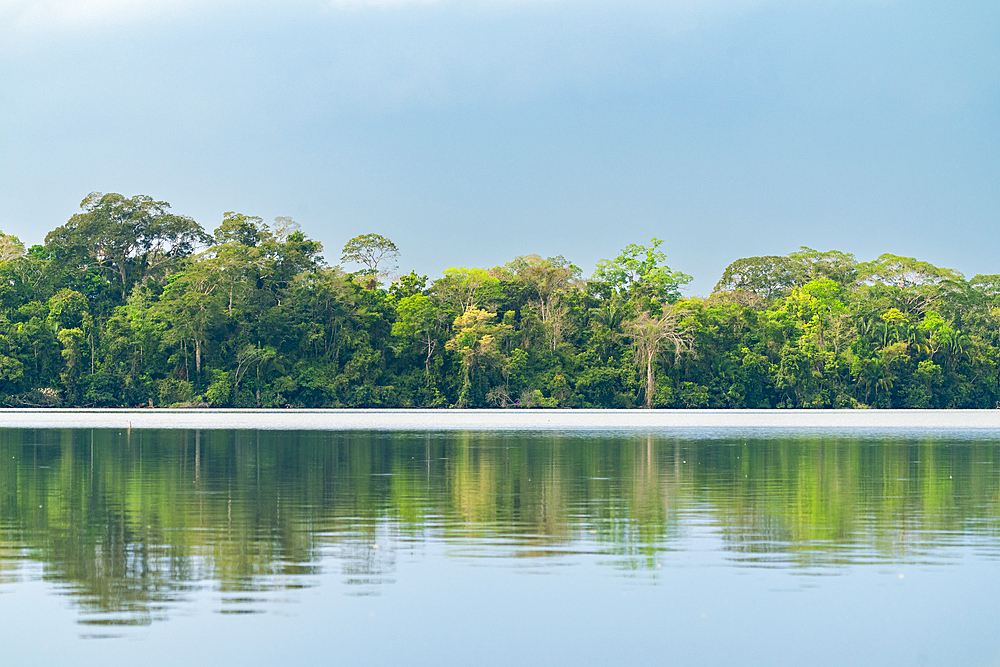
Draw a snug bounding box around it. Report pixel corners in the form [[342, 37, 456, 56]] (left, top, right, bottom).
[[1, 428, 999, 666]]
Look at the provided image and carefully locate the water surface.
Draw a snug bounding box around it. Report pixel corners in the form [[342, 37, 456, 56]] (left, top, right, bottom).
[[1, 428, 999, 666]]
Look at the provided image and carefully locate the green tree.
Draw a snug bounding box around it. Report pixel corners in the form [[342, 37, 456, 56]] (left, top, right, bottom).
[[626, 307, 691, 409], [787, 247, 858, 286], [155, 263, 226, 379], [446, 307, 510, 407], [393, 294, 447, 379], [714, 255, 797, 300], [433, 268, 502, 315], [857, 254, 964, 315], [47, 289, 93, 400], [45, 193, 211, 302], [506, 255, 581, 351], [0, 231, 25, 262], [341, 234, 399, 279], [593, 238, 691, 302]]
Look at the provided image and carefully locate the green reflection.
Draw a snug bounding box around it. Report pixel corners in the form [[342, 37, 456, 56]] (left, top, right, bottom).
[[0, 429, 998, 624]]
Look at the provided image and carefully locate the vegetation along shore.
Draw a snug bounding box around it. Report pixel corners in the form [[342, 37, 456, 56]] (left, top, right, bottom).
[[3, 192, 999, 410]]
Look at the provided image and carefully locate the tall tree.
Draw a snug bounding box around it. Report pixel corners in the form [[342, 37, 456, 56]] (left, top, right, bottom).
[[714, 255, 797, 300], [593, 238, 692, 302], [433, 268, 501, 315], [446, 307, 510, 407], [626, 306, 691, 408], [45, 193, 211, 301], [155, 261, 225, 378], [393, 294, 447, 379], [506, 255, 581, 351], [341, 234, 400, 279]]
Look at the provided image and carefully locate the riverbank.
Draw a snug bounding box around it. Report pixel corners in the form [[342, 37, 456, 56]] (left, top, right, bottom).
[[2, 408, 1000, 432]]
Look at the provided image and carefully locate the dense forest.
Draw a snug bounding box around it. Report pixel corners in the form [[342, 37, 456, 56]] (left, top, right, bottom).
[[1, 192, 999, 409]]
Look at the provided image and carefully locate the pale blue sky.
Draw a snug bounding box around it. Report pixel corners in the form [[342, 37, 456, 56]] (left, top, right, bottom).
[[1, 0, 997, 293]]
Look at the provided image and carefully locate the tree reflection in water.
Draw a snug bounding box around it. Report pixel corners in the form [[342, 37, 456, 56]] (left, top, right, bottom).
[[0, 428, 997, 626]]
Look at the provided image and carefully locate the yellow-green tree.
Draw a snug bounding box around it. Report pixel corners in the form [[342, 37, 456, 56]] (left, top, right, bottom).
[[446, 307, 509, 406]]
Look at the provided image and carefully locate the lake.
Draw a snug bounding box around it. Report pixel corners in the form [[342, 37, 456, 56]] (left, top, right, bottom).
[[1, 425, 999, 666]]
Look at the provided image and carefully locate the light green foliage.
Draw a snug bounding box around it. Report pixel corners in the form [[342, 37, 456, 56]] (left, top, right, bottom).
[[341, 233, 399, 278], [433, 267, 502, 315], [593, 238, 692, 302], [506, 255, 580, 351], [214, 212, 271, 247], [714, 255, 797, 300], [203, 370, 232, 406], [0, 232, 26, 262], [446, 307, 513, 407], [393, 294, 446, 378], [787, 247, 858, 286], [47, 289, 90, 331], [393, 295, 439, 338], [390, 271, 428, 300]]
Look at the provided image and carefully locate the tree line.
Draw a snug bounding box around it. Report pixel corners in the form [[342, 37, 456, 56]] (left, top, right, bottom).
[[1, 192, 999, 409]]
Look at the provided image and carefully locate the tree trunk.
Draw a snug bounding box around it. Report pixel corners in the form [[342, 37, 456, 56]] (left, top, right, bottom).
[[645, 352, 655, 409], [195, 337, 202, 374], [424, 336, 436, 379]]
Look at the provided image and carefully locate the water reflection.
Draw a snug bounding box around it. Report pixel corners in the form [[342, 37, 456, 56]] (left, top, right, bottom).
[[0, 429, 998, 627]]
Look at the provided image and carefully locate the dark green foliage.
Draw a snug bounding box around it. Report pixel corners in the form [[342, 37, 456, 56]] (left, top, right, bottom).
[[3, 193, 1000, 408]]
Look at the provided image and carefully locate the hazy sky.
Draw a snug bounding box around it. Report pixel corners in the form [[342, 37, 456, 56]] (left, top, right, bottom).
[[1, 0, 997, 294]]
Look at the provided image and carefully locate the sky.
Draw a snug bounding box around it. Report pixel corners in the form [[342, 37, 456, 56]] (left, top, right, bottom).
[[1, 0, 997, 295]]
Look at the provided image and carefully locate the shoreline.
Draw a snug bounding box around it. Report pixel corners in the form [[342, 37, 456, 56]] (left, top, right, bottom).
[[2, 408, 1000, 432]]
